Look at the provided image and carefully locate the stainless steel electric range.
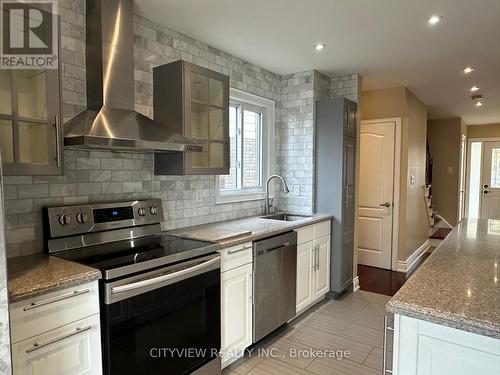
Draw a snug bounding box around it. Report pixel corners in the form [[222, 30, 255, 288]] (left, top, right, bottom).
[[44, 198, 221, 375]]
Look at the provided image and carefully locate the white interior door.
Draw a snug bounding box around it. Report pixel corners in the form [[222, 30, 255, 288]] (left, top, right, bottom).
[[357, 120, 396, 269], [481, 141, 500, 219]]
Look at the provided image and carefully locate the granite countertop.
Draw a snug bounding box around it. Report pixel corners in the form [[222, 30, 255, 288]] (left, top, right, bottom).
[[387, 218, 500, 339], [167, 212, 333, 246], [7, 254, 101, 303]]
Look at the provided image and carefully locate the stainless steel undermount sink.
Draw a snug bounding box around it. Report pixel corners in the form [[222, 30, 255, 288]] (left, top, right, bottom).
[[260, 213, 312, 222]]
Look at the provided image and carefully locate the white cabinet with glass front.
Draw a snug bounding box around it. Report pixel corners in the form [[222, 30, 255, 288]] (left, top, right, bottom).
[[0, 69, 62, 175]]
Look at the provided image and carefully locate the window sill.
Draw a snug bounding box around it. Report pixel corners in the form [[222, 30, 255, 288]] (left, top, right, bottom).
[[215, 190, 267, 205]]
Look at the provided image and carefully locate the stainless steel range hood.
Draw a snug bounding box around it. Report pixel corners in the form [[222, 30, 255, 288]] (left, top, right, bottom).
[[64, 0, 201, 153]]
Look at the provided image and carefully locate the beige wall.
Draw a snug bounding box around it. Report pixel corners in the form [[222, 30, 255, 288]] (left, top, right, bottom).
[[427, 118, 463, 226], [404, 90, 429, 260], [467, 123, 500, 138], [360, 87, 428, 263]]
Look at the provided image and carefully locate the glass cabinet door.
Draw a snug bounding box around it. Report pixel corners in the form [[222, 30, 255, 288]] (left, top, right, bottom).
[[0, 69, 61, 175], [186, 65, 229, 174]]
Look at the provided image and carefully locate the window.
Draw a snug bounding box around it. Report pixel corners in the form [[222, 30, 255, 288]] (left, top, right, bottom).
[[467, 141, 482, 218], [490, 147, 500, 187], [216, 88, 275, 204]]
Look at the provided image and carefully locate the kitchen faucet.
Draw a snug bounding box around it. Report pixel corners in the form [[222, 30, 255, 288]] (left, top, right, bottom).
[[265, 174, 290, 214]]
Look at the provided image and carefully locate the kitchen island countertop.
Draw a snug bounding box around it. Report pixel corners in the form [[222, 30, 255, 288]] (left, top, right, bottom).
[[387, 218, 500, 339]]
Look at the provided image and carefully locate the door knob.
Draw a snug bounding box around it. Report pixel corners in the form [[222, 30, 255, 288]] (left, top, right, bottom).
[[379, 202, 392, 207], [484, 191, 489, 194]]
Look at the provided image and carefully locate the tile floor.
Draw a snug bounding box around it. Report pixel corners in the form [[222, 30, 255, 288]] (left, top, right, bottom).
[[223, 290, 393, 375]]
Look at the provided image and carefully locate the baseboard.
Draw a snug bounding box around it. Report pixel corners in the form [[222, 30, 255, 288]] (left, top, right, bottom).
[[352, 276, 360, 292], [397, 240, 431, 273]]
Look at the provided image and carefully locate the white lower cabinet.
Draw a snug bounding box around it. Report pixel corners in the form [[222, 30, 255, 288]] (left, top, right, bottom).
[[220, 244, 253, 369], [12, 315, 102, 375], [296, 242, 314, 312], [391, 314, 500, 375], [10, 280, 102, 375], [312, 235, 330, 299], [295, 220, 331, 315]]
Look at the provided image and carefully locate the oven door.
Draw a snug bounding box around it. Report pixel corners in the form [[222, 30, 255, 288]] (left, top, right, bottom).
[[101, 253, 221, 375]]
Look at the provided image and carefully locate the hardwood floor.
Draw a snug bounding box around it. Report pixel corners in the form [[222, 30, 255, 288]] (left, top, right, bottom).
[[357, 252, 431, 296], [223, 291, 392, 375]]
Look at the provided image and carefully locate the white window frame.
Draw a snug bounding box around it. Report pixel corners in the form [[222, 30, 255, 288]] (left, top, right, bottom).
[[215, 88, 275, 204]]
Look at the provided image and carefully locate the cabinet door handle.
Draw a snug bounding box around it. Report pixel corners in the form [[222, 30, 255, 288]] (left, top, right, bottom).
[[312, 245, 319, 271], [383, 315, 394, 374], [26, 325, 92, 354], [249, 272, 253, 302], [53, 115, 61, 167], [23, 289, 90, 311], [316, 245, 320, 271]]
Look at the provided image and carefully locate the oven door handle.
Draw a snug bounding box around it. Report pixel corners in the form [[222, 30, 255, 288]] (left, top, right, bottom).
[[111, 257, 220, 294]]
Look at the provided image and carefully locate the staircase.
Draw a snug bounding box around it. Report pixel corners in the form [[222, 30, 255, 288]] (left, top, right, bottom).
[[423, 185, 453, 247]]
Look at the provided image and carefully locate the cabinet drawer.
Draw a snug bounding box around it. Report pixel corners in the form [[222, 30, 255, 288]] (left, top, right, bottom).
[[12, 314, 102, 375], [295, 225, 314, 245], [314, 220, 331, 239], [10, 281, 99, 344], [219, 242, 252, 272]]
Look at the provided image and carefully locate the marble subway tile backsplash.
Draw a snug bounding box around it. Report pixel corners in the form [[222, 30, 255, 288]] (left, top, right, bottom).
[[4, 149, 265, 258]]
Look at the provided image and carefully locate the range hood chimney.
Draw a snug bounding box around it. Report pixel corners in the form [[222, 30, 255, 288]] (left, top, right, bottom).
[[64, 0, 201, 153]]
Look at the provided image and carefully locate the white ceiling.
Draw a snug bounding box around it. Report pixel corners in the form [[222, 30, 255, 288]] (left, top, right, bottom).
[[135, 0, 500, 125]]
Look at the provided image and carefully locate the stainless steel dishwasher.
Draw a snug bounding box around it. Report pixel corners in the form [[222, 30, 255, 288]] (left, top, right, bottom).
[[253, 231, 297, 342]]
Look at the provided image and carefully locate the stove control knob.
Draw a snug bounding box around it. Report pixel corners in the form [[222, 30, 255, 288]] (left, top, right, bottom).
[[76, 212, 88, 224], [58, 214, 71, 225], [150, 206, 158, 215], [138, 207, 146, 216]]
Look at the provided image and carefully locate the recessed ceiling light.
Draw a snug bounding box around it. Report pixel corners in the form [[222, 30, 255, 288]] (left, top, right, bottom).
[[472, 94, 483, 107], [314, 43, 326, 52], [428, 15, 442, 25], [470, 86, 480, 92], [463, 66, 475, 74]]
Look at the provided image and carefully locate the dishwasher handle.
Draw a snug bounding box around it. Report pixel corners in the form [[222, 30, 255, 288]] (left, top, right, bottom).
[[253, 231, 297, 255]]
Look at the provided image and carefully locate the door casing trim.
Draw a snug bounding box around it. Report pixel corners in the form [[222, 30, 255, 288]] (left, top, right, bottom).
[[465, 137, 500, 219]]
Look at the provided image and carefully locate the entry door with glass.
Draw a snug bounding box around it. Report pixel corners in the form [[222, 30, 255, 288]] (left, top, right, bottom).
[[481, 141, 500, 219]]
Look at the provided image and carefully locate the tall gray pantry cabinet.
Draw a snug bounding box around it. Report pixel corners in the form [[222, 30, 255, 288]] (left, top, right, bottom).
[[315, 97, 357, 297]]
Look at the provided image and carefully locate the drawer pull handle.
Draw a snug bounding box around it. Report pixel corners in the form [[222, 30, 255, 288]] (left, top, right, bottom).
[[23, 289, 90, 311], [383, 315, 394, 374], [227, 246, 251, 255], [26, 325, 92, 354]]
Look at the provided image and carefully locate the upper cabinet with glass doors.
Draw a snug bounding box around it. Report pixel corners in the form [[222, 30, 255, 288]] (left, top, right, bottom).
[[0, 69, 62, 175], [153, 60, 229, 175]]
